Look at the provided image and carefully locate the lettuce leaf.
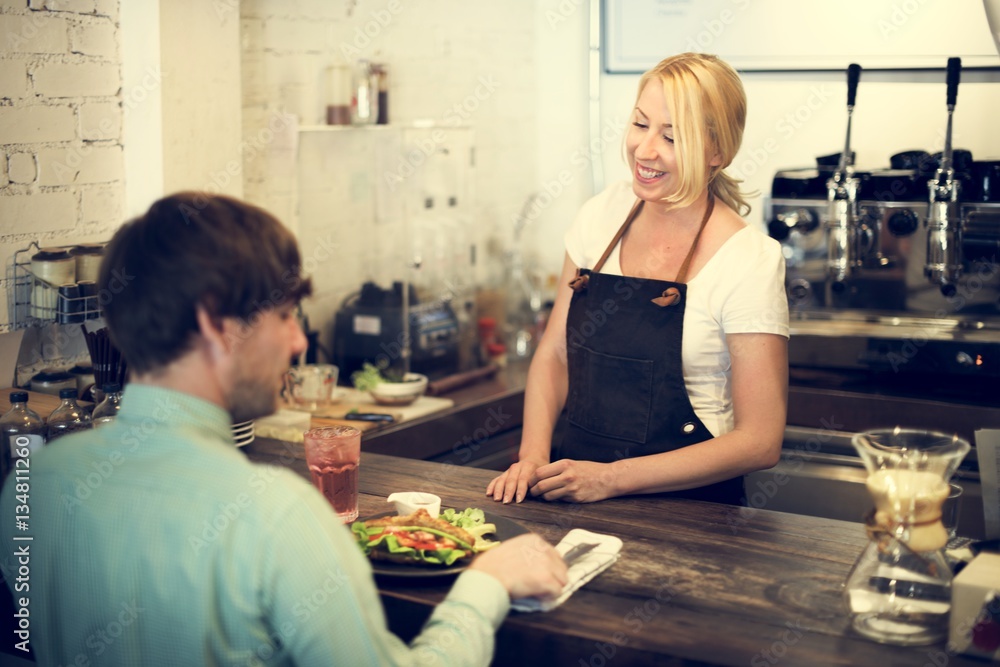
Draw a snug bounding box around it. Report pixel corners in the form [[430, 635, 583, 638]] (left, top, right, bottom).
[[439, 507, 486, 529], [350, 521, 473, 566]]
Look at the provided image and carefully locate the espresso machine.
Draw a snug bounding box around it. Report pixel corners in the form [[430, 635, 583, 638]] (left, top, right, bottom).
[[750, 61, 1000, 542], [766, 59, 1000, 388]]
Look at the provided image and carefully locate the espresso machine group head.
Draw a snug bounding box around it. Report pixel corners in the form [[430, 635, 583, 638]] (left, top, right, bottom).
[[925, 57, 964, 295], [825, 63, 863, 287]]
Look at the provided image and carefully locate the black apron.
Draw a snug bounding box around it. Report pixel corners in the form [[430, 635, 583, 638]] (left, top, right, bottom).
[[554, 196, 744, 505]]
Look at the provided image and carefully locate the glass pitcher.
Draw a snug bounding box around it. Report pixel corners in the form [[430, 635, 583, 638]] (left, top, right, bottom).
[[844, 427, 970, 646]]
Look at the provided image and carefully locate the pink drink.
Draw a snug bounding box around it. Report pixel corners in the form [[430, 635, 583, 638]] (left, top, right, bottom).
[[303, 425, 361, 522], [309, 461, 359, 522]]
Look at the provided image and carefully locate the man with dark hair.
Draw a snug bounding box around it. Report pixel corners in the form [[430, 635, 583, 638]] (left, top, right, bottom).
[[1, 193, 567, 666]]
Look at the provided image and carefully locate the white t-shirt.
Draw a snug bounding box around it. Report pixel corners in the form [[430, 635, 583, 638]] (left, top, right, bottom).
[[564, 180, 789, 438]]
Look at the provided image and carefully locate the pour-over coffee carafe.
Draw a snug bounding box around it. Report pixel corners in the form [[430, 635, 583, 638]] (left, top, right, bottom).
[[844, 427, 971, 646]]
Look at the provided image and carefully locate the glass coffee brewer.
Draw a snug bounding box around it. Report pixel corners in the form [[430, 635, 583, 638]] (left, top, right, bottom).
[[844, 428, 971, 646]]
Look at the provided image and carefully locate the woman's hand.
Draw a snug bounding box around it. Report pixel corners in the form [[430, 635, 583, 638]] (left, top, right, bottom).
[[486, 459, 543, 504], [529, 459, 620, 503]]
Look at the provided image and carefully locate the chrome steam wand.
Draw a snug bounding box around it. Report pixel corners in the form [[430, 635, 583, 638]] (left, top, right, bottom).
[[925, 57, 963, 295], [826, 64, 862, 285]]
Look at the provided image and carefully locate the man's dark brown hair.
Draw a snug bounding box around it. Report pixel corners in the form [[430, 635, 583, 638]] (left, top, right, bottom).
[[98, 192, 313, 375]]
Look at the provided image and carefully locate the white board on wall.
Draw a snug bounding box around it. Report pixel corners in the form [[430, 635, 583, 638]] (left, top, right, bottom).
[[603, 0, 1000, 73]]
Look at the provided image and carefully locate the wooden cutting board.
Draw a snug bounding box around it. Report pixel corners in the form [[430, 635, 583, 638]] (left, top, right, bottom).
[[307, 388, 454, 423], [256, 390, 455, 439]]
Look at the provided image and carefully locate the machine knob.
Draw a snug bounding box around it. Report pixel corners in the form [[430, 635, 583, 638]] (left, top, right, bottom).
[[956, 351, 974, 367], [768, 218, 791, 241], [887, 208, 919, 236], [788, 279, 812, 304], [768, 208, 817, 242]]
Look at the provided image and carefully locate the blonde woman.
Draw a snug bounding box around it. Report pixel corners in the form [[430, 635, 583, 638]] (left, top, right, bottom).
[[488, 53, 789, 506]]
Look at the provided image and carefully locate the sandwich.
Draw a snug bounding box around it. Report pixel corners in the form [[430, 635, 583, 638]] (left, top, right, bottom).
[[351, 509, 478, 566]]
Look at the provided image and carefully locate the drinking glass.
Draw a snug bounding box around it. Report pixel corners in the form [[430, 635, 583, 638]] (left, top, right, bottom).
[[304, 425, 361, 522], [285, 364, 339, 412]]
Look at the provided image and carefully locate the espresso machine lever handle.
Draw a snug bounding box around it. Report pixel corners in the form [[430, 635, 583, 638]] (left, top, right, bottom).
[[846, 63, 861, 108], [945, 57, 961, 108]]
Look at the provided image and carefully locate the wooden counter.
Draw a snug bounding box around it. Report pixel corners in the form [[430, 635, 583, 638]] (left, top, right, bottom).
[[243, 441, 984, 667]]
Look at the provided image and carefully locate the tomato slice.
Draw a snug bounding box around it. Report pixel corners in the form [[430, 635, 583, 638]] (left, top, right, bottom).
[[368, 527, 452, 551]]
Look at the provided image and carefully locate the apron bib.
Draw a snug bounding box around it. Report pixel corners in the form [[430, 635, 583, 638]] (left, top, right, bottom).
[[555, 196, 744, 505]]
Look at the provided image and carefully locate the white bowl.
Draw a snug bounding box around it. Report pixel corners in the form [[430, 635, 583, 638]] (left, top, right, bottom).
[[369, 373, 428, 406]]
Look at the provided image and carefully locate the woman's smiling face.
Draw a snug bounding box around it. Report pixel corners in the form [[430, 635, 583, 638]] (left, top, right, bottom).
[[626, 81, 678, 202]]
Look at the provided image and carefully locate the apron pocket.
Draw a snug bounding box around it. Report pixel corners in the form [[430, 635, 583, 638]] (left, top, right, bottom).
[[567, 345, 653, 444]]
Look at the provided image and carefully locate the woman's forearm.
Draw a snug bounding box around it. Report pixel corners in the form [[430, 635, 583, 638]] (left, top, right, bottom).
[[609, 426, 782, 496], [517, 343, 568, 465]]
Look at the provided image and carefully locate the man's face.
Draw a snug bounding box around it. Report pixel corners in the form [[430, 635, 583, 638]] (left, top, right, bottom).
[[226, 304, 307, 423]]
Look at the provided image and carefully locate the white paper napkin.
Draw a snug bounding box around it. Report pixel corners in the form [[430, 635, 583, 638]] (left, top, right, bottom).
[[511, 528, 623, 613]]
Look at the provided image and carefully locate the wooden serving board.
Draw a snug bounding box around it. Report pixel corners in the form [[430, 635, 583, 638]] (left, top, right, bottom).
[[258, 389, 456, 439], [308, 388, 454, 423]]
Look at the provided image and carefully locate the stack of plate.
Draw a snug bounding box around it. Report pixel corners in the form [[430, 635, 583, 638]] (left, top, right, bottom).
[[232, 420, 255, 447]]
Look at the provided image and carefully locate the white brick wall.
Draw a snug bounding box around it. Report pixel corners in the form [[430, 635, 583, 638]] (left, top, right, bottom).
[[7, 153, 37, 183], [0, 105, 76, 144], [0, 13, 69, 53], [79, 100, 121, 140], [241, 0, 540, 343], [0, 2, 124, 333], [0, 59, 30, 98], [32, 61, 120, 97], [37, 145, 123, 185]]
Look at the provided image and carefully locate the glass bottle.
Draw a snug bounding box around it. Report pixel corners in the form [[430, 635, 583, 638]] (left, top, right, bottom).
[[46, 388, 93, 441], [0, 391, 46, 480], [92, 383, 123, 427], [374, 63, 389, 125], [844, 427, 971, 646], [350, 59, 378, 125], [504, 248, 542, 358]]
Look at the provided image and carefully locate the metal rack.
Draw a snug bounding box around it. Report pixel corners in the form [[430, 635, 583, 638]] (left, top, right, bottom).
[[10, 241, 102, 330]]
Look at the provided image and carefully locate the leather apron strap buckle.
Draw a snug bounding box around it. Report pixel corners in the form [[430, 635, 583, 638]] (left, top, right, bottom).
[[651, 287, 681, 307], [568, 272, 590, 292]]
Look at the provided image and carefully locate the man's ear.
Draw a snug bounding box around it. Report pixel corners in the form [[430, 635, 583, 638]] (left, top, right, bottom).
[[195, 305, 236, 362]]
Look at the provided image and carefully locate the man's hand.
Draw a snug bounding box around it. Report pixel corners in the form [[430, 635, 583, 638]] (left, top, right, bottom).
[[529, 459, 620, 503], [469, 533, 568, 600]]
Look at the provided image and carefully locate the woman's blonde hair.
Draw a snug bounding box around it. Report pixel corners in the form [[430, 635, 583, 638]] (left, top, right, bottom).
[[634, 52, 751, 216]]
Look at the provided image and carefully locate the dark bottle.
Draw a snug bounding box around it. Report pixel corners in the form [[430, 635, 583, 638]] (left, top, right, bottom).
[[92, 382, 123, 427], [46, 388, 92, 441], [0, 391, 46, 480], [375, 63, 389, 125]]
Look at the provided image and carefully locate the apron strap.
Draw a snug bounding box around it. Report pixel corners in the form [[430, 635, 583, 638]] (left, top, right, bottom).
[[568, 199, 644, 292]]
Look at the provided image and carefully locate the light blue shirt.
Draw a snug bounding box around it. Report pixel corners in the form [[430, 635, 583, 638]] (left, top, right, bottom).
[[0, 384, 509, 666]]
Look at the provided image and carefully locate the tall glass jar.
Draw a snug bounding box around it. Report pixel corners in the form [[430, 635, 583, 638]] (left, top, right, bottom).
[[350, 59, 378, 125]]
